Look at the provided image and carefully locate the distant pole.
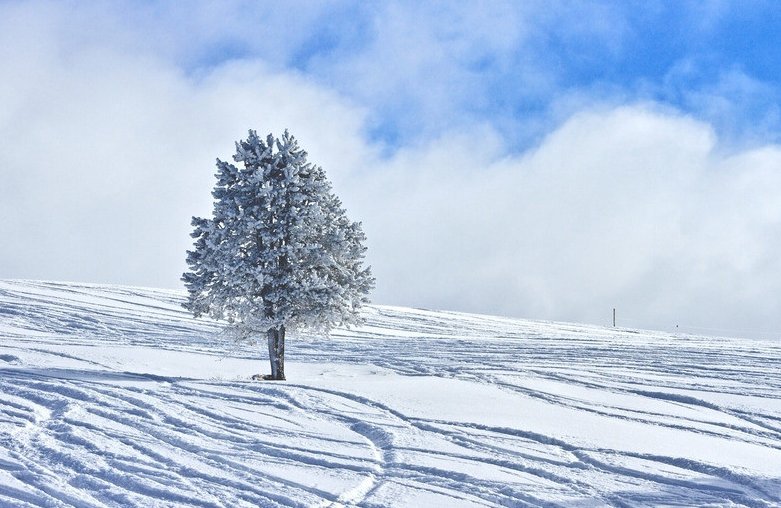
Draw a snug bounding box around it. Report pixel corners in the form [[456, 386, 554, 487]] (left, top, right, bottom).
[[613, 308, 616, 327]]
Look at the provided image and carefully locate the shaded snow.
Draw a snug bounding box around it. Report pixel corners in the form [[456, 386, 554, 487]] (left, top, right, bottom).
[[1, 279, 781, 507]]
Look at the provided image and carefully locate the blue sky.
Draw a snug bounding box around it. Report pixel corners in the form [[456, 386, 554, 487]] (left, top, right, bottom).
[[95, 1, 781, 149], [2, 0, 781, 338], [154, 1, 781, 150]]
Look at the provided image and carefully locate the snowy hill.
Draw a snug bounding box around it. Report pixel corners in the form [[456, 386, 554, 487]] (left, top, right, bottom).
[[1, 280, 780, 507]]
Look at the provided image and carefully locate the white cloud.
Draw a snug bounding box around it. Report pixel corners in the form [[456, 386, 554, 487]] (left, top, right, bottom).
[[2, 1, 780, 339], [356, 106, 781, 337], [0, 3, 369, 288]]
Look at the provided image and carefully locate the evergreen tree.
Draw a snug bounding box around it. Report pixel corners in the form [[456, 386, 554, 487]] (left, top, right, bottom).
[[182, 130, 374, 380]]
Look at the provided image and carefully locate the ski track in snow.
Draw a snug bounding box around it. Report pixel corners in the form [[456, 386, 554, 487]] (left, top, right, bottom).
[[1, 280, 781, 507]]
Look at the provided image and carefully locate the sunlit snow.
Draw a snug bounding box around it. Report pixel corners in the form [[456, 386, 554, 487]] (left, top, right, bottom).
[[1, 280, 780, 507]]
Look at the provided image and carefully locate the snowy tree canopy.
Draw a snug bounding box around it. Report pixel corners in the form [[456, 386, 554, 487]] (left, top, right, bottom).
[[182, 130, 374, 378]]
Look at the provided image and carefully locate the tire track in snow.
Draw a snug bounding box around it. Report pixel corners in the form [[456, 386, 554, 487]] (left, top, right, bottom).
[[3, 280, 781, 507], [573, 450, 781, 508], [284, 385, 607, 508], [406, 419, 779, 508], [290, 378, 781, 508], [466, 369, 781, 451], [0, 371, 384, 507]]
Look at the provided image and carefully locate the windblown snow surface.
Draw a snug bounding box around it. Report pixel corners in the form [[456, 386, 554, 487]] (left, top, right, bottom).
[[1, 280, 780, 507]]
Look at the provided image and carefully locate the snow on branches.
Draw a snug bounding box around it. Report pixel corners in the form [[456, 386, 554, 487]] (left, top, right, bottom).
[[182, 130, 374, 378]]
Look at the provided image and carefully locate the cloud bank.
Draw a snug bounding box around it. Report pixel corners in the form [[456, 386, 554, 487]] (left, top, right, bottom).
[[2, 1, 780, 338], [357, 107, 781, 337]]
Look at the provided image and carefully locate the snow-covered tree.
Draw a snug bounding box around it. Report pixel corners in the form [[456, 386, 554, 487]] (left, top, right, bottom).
[[182, 130, 374, 380]]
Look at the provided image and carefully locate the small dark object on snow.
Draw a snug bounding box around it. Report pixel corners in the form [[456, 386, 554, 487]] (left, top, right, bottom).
[[251, 374, 281, 381]]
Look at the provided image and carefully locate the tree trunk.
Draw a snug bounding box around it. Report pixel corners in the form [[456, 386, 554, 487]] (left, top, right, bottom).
[[266, 325, 286, 380]]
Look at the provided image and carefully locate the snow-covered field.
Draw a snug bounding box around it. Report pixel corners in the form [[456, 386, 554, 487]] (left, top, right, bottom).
[[1, 280, 780, 507]]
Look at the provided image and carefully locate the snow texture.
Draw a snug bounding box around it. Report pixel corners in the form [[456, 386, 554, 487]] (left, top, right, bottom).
[[1, 279, 781, 507]]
